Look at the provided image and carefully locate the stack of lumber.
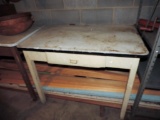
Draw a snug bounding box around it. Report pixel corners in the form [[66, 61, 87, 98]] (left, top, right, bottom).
[[0, 59, 159, 109]]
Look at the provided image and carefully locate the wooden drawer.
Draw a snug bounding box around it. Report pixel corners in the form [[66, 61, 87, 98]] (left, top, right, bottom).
[[46, 52, 106, 68]]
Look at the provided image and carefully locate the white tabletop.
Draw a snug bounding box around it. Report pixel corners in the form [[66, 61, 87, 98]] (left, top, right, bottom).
[[0, 25, 42, 47], [18, 25, 149, 56]]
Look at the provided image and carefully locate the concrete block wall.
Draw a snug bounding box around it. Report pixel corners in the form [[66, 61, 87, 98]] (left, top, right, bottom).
[[13, 0, 160, 25]]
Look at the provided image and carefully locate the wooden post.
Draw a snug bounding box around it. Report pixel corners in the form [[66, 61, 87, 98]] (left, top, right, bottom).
[[10, 47, 37, 101]]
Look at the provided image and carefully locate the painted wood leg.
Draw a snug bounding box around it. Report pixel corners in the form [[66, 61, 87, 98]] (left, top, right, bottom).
[[23, 51, 46, 103], [10, 47, 37, 101], [105, 57, 139, 119], [120, 60, 139, 119]]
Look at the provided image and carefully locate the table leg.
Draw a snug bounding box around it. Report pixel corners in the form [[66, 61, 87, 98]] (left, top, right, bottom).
[[120, 60, 139, 119], [23, 51, 46, 103], [105, 57, 139, 119], [10, 47, 37, 101]]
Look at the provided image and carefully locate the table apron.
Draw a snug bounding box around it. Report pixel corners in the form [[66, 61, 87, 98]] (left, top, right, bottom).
[[24, 51, 139, 69]]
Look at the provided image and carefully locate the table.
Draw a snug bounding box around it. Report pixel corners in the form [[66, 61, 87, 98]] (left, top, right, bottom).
[[0, 26, 41, 100], [17, 25, 149, 119]]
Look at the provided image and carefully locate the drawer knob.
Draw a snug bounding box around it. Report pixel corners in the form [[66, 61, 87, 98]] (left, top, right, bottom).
[[70, 59, 78, 64]]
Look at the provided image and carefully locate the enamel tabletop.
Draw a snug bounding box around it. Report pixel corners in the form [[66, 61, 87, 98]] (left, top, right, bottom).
[[17, 25, 148, 56], [0, 25, 41, 47]]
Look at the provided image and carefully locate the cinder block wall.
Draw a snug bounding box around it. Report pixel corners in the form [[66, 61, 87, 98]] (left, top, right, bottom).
[[13, 0, 160, 25]]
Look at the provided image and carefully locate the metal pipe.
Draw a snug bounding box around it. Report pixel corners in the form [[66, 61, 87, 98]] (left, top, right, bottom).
[[136, 0, 143, 27], [145, 0, 160, 28], [132, 27, 160, 117]]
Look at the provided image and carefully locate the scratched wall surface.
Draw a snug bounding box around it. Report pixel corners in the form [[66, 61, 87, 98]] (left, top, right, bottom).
[[12, 0, 160, 25]]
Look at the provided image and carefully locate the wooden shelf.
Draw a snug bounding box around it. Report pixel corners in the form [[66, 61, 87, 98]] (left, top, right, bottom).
[[0, 59, 160, 110], [0, 59, 159, 96]]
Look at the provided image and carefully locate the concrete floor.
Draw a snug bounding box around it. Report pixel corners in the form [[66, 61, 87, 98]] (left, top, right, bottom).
[[0, 88, 159, 120]]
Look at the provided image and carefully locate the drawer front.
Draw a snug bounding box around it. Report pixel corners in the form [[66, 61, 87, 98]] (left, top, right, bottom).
[[46, 52, 106, 68]]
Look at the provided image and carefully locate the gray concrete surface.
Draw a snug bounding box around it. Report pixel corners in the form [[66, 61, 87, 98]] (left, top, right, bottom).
[[0, 88, 158, 120]]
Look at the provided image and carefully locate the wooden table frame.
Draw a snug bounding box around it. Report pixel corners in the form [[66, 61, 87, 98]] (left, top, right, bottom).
[[23, 51, 139, 119], [0, 47, 37, 100]]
